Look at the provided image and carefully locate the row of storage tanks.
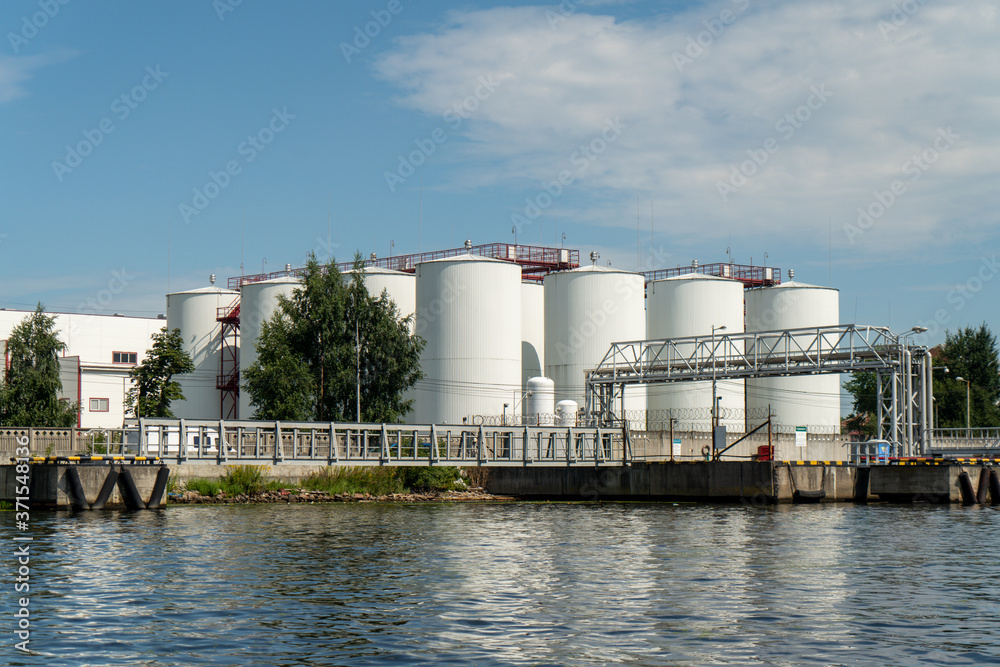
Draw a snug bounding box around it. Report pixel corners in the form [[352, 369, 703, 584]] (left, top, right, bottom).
[[165, 255, 840, 431]]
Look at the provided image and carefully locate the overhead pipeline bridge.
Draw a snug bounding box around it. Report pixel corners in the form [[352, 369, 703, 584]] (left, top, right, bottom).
[[584, 324, 934, 455]]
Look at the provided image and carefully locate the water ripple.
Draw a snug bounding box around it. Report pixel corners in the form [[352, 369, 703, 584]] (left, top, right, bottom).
[[5, 503, 1000, 665]]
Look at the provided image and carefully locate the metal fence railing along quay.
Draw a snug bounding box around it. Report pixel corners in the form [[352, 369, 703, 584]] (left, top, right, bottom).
[[115, 419, 630, 467], [929, 427, 1000, 454]]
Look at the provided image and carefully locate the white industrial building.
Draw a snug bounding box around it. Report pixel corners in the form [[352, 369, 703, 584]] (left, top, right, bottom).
[[0, 309, 164, 429]]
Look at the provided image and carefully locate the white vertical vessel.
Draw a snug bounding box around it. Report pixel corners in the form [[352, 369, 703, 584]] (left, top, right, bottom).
[[745, 278, 841, 432], [165, 284, 239, 420], [412, 256, 521, 424], [544, 264, 646, 425], [357, 266, 416, 330], [521, 281, 545, 389], [238, 276, 299, 419], [646, 274, 746, 431], [524, 376, 555, 425]]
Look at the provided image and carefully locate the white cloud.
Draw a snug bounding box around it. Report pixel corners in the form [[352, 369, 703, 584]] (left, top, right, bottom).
[[375, 1, 1000, 253], [0, 52, 74, 103]]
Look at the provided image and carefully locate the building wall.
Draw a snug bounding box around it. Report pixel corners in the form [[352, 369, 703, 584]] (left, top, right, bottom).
[[0, 310, 163, 428]]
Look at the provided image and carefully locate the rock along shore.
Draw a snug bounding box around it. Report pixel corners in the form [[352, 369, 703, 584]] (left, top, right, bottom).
[[168, 488, 516, 505]]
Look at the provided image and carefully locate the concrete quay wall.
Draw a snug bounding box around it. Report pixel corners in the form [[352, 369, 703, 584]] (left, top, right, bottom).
[[1, 464, 166, 510], [484, 462, 1000, 504]]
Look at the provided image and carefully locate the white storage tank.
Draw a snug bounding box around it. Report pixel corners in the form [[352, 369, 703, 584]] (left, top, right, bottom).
[[525, 376, 555, 425], [411, 256, 521, 424], [646, 274, 746, 432], [544, 264, 646, 427], [238, 276, 300, 419], [165, 284, 239, 420], [745, 277, 841, 432], [555, 400, 579, 426], [521, 282, 545, 388], [357, 266, 416, 330]]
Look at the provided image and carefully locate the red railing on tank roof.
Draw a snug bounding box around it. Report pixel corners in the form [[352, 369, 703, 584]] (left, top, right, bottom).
[[228, 243, 580, 289], [643, 263, 781, 288]]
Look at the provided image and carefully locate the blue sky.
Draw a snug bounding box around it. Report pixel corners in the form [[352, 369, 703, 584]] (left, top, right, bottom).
[[0, 0, 997, 350]]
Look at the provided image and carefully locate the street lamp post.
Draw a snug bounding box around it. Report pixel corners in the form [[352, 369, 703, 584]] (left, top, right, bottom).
[[955, 376, 971, 436], [932, 366, 949, 429]]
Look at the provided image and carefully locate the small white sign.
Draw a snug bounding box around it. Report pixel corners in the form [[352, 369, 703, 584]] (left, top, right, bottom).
[[672, 438, 682, 457], [795, 426, 807, 447]]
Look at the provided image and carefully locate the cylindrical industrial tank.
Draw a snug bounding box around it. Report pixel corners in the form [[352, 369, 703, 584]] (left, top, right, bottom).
[[356, 267, 416, 330], [411, 256, 521, 424], [238, 276, 300, 419], [521, 282, 545, 389], [745, 279, 841, 433], [166, 285, 239, 420], [525, 376, 555, 425], [544, 265, 646, 427], [555, 400, 579, 426], [646, 274, 745, 432]]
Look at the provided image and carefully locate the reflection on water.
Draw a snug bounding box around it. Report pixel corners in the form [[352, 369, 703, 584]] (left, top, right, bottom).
[[5, 503, 1000, 665]]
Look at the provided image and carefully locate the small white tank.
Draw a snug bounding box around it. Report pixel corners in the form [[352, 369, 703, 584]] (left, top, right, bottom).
[[525, 377, 555, 425], [555, 400, 579, 426]]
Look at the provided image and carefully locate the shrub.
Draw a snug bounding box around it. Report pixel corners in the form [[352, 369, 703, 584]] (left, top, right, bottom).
[[395, 466, 462, 492], [221, 464, 269, 496]]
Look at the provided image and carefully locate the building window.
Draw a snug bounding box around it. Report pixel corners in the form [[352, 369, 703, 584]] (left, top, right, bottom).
[[89, 398, 110, 412], [113, 351, 137, 364]]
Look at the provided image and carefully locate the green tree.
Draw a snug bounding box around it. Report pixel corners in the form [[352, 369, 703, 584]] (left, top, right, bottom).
[[125, 327, 195, 418], [934, 324, 1000, 428], [0, 304, 79, 427], [244, 253, 424, 422]]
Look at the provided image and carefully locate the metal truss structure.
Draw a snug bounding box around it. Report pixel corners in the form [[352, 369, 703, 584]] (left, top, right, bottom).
[[584, 324, 934, 454]]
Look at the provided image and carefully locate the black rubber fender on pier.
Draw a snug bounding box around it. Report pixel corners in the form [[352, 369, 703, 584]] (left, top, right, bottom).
[[117, 468, 147, 510], [90, 468, 119, 511], [146, 467, 169, 509], [64, 466, 90, 511], [957, 471, 976, 505], [977, 468, 990, 504], [792, 489, 826, 503], [989, 469, 1000, 505]]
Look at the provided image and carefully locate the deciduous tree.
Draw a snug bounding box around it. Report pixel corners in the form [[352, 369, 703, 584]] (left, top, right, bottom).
[[0, 304, 79, 427], [244, 253, 424, 422], [125, 327, 195, 418]]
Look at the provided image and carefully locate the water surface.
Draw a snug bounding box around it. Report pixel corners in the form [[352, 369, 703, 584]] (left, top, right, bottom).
[[4, 502, 1000, 665]]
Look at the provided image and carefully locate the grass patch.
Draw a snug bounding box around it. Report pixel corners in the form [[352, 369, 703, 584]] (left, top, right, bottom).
[[302, 467, 404, 496], [301, 466, 464, 495], [185, 478, 221, 497]]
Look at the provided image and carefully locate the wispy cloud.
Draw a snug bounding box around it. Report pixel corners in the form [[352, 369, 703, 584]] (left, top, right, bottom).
[[375, 1, 999, 252], [0, 51, 76, 103]]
